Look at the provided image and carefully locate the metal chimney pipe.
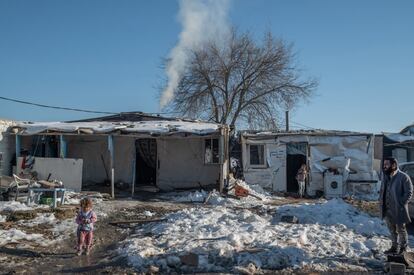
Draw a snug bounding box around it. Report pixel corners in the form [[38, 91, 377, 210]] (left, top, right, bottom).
[[285, 110, 289, 132]]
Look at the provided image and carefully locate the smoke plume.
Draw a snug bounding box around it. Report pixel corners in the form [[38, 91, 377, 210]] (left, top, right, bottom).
[[160, 0, 230, 108]]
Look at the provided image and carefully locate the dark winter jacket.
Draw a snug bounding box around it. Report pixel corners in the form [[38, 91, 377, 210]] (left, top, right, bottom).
[[379, 169, 413, 224]]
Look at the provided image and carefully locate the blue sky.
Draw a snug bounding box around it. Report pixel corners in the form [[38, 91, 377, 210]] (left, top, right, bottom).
[[0, 0, 413, 133]]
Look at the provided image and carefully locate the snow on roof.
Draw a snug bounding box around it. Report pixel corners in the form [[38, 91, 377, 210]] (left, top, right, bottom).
[[10, 120, 222, 136], [242, 129, 373, 138]]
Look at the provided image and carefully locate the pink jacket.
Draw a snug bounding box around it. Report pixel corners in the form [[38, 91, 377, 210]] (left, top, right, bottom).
[[76, 210, 97, 231]]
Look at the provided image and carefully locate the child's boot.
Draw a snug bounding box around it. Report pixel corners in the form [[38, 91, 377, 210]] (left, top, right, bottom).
[[85, 247, 90, 255], [76, 249, 82, 256]]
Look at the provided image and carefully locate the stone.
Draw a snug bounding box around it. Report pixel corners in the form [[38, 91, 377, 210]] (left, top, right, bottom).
[[179, 253, 199, 267], [148, 265, 159, 274], [166, 256, 181, 268]]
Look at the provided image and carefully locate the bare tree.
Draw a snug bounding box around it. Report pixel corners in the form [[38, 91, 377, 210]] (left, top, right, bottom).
[[161, 29, 317, 130]]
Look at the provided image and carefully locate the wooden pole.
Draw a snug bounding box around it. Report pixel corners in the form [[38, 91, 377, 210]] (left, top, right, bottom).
[[15, 135, 21, 159], [131, 156, 136, 198], [219, 127, 229, 193], [59, 135, 67, 158], [108, 135, 114, 198]]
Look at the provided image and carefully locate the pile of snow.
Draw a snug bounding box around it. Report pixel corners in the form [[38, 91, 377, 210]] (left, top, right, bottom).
[[170, 190, 209, 203], [18, 213, 57, 227], [159, 190, 226, 205], [64, 191, 105, 205], [159, 179, 271, 206], [0, 201, 37, 212], [49, 219, 77, 240], [0, 228, 45, 246], [64, 192, 81, 205], [144, 211, 155, 217], [276, 199, 388, 236], [120, 199, 391, 273], [0, 217, 75, 247], [0, 201, 78, 247]]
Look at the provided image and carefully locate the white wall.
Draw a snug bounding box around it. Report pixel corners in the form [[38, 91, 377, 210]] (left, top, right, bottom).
[[17, 157, 83, 191], [242, 139, 287, 192], [157, 138, 221, 190]]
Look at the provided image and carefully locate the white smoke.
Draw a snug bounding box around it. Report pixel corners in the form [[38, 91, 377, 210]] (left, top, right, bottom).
[[160, 0, 231, 108]]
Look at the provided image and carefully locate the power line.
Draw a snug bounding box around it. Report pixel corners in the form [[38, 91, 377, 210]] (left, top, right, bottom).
[[290, 120, 317, 130], [0, 96, 322, 127], [0, 95, 186, 116], [0, 96, 117, 115]]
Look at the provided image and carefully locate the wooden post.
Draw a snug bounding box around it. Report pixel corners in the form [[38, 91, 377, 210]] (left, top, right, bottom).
[[108, 135, 115, 198], [59, 135, 67, 158], [131, 156, 136, 198], [15, 135, 21, 159], [219, 127, 229, 193]]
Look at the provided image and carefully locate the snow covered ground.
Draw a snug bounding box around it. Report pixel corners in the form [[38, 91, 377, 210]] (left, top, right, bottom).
[[119, 192, 402, 273], [0, 189, 122, 254], [0, 186, 404, 273], [158, 180, 274, 206], [0, 201, 76, 247]]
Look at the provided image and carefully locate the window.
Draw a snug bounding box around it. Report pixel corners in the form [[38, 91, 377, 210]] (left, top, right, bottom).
[[205, 138, 219, 164], [249, 144, 265, 166]]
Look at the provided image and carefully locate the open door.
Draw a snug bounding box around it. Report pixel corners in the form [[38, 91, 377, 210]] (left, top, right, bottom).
[[135, 139, 157, 186], [286, 143, 308, 193]]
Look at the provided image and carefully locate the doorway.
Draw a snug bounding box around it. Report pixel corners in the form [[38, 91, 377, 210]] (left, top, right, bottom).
[[135, 139, 157, 186], [286, 143, 308, 193]]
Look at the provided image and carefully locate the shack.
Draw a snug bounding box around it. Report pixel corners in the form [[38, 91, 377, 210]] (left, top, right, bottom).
[[7, 113, 229, 196], [241, 130, 379, 198], [378, 123, 414, 164]]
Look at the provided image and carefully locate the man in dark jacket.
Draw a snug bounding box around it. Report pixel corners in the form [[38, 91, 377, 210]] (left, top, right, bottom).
[[379, 157, 413, 254]]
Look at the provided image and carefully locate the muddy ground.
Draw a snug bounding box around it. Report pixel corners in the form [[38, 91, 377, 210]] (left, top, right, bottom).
[[0, 199, 189, 275]]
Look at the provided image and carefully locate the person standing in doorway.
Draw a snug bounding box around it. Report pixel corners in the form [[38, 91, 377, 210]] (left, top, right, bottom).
[[380, 157, 413, 254], [296, 163, 308, 198]]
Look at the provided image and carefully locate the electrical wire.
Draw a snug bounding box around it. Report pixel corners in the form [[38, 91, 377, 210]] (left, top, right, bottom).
[[0, 96, 117, 115], [290, 120, 318, 130], [0, 95, 186, 116], [0, 96, 320, 129]]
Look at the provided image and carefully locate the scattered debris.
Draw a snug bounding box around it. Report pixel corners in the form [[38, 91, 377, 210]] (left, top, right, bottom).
[[384, 262, 406, 274], [109, 218, 166, 226]]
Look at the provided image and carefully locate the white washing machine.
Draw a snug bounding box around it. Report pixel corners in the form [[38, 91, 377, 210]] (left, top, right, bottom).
[[324, 173, 343, 198]]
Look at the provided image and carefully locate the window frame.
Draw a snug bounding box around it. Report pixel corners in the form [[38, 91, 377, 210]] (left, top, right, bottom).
[[248, 144, 267, 168], [204, 138, 220, 165]]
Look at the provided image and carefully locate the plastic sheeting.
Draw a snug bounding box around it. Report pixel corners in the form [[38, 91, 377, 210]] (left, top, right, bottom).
[[242, 133, 377, 195], [384, 133, 414, 143]]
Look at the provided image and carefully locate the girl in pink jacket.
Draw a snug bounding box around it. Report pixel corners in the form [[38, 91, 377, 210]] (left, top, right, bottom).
[[75, 198, 97, 256]]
